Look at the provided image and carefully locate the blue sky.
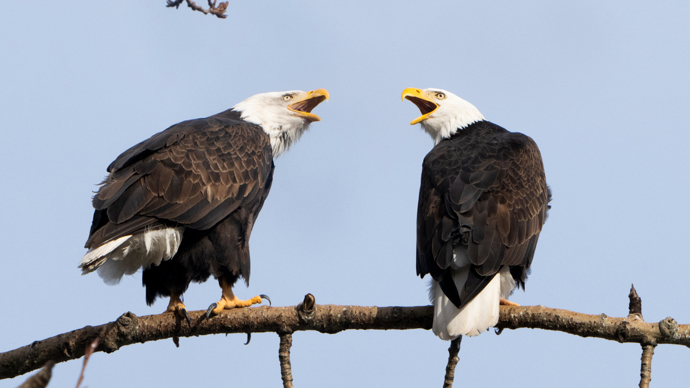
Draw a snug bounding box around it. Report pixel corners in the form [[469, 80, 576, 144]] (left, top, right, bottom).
[[1, 1, 689, 387]]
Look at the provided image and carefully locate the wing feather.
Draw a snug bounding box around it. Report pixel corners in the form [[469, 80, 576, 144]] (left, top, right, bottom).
[[85, 111, 274, 250]]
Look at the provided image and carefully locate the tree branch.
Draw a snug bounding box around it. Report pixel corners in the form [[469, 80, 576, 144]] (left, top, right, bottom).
[[442, 337, 461, 388], [2, 297, 688, 380], [166, 0, 228, 19], [639, 344, 655, 388], [16, 361, 53, 388], [278, 333, 294, 388]]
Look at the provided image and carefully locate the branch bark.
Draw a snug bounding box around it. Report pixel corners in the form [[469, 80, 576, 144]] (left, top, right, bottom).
[[166, 0, 228, 18], [442, 337, 461, 388], [639, 344, 655, 388], [2, 300, 688, 380], [16, 361, 53, 388], [278, 333, 294, 388]]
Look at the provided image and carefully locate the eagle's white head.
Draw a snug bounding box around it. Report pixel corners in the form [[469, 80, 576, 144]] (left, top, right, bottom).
[[233, 89, 329, 157], [402, 88, 484, 145]]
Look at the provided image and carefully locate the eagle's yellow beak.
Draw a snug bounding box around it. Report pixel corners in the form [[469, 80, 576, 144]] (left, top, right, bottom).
[[401, 88, 439, 125], [288, 89, 330, 122]]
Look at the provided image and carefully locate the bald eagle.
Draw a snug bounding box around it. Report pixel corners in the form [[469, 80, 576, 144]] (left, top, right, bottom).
[[402, 88, 550, 340], [79, 89, 329, 322]]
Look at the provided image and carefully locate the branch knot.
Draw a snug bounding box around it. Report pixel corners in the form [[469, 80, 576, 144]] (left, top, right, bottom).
[[616, 320, 631, 342], [297, 294, 316, 324], [659, 317, 678, 339]]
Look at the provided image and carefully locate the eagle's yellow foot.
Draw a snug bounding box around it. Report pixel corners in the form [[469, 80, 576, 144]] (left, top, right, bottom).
[[500, 299, 520, 306], [205, 294, 271, 318], [205, 278, 271, 319], [166, 293, 191, 327]]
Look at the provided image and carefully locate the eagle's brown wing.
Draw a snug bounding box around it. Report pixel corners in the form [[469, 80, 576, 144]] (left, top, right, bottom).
[[85, 110, 274, 250]]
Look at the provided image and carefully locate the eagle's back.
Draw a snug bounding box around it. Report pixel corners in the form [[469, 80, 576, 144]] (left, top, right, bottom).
[[416, 120, 549, 308]]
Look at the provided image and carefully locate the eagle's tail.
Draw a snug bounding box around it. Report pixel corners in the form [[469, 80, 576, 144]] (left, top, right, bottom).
[[430, 266, 514, 340], [78, 227, 184, 285], [79, 235, 133, 274]]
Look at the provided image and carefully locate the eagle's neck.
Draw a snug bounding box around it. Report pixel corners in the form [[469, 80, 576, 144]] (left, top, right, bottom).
[[231, 107, 310, 158], [264, 123, 309, 157], [421, 100, 485, 145]]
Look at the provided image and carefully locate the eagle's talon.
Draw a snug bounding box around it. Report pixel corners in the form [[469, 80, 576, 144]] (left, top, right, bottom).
[[205, 303, 218, 319], [181, 308, 191, 327], [260, 294, 271, 306], [244, 332, 251, 345]]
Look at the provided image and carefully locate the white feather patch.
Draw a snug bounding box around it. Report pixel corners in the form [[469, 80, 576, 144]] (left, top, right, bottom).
[[78, 227, 184, 285], [79, 235, 132, 270], [430, 266, 515, 340]]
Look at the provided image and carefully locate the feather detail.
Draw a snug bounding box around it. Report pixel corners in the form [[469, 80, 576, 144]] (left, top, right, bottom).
[[79, 227, 184, 284], [79, 235, 132, 272], [430, 266, 514, 340]]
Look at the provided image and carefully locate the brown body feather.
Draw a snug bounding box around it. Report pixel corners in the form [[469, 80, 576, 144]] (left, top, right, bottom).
[[417, 120, 550, 308], [85, 109, 274, 305]]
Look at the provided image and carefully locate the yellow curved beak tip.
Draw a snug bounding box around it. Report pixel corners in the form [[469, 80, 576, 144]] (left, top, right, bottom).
[[310, 88, 329, 102], [401, 87, 422, 101]]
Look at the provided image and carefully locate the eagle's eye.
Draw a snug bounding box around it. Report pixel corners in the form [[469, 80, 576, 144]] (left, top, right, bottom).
[[283, 95, 293, 101], [435, 93, 446, 100]]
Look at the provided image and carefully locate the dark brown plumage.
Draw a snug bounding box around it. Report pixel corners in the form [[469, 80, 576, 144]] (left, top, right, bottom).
[[85, 109, 274, 305], [416, 120, 550, 309]]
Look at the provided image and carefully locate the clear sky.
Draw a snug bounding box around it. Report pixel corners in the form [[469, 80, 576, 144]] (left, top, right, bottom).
[[2, 1, 690, 387]]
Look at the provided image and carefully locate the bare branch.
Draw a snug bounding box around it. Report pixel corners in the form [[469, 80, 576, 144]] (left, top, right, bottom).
[[278, 333, 294, 388], [442, 337, 461, 388], [639, 344, 655, 388], [2, 299, 689, 380], [497, 304, 688, 346], [1, 303, 430, 380], [75, 338, 98, 388], [17, 361, 53, 388], [166, 0, 228, 18]]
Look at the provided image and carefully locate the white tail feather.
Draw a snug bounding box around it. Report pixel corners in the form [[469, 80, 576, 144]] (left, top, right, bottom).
[[79, 235, 132, 271], [430, 266, 515, 340], [78, 227, 184, 285]]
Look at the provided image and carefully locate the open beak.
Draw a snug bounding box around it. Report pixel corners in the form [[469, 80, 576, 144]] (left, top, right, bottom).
[[401, 88, 438, 125], [288, 88, 330, 122]]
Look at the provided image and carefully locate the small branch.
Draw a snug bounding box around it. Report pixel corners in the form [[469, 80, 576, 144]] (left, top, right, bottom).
[[639, 344, 655, 388], [166, 0, 228, 18], [278, 333, 294, 388], [629, 284, 643, 318], [17, 361, 53, 388], [75, 338, 98, 388], [3, 299, 689, 380], [442, 337, 461, 388]]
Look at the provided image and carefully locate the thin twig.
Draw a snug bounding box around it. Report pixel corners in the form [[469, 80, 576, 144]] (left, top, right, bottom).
[[639, 344, 655, 388], [17, 361, 53, 388], [442, 337, 462, 388], [75, 338, 99, 388], [278, 333, 294, 388], [166, 0, 228, 18]]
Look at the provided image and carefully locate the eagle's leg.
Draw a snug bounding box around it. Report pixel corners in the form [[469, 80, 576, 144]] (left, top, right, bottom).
[[205, 278, 268, 318], [499, 299, 520, 306], [167, 292, 191, 327]]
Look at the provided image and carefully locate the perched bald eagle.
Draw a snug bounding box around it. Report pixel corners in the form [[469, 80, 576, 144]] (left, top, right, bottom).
[[402, 88, 550, 340], [79, 89, 329, 322]]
